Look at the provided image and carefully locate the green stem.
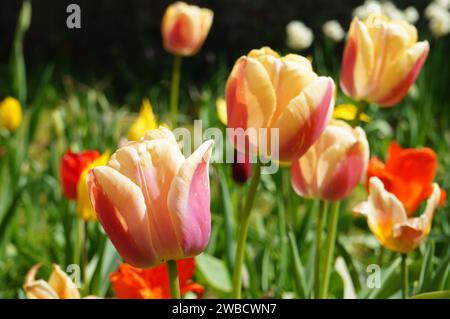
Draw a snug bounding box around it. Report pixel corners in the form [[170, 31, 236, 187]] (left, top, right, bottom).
[[320, 201, 340, 299], [314, 200, 327, 298], [231, 162, 262, 298], [169, 55, 182, 125], [402, 253, 409, 299], [74, 219, 87, 287], [351, 100, 368, 128], [167, 260, 181, 299]]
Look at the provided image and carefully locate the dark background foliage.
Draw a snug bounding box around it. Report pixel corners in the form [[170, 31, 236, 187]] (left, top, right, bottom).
[[0, 0, 431, 102]]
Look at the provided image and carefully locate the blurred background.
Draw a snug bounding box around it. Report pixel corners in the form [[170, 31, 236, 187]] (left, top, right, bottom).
[[0, 0, 434, 105]]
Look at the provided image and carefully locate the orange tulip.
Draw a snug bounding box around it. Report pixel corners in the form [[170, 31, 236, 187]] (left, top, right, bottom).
[[341, 13, 429, 107], [291, 120, 369, 201], [110, 258, 203, 299], [366, 141, 446, 215], [354, 177, 440, 253], [161, 2, 213, 56], [226, 47, 335, 162]]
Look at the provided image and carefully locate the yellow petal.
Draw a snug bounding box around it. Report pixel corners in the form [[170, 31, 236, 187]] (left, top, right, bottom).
[[216, 98, 227, 125], [128, 98, 158, 141], [48, 264, 81, 299], [333, 104, 371, 122], [76, 152, 110, 221], [0, 96, 22, 132]]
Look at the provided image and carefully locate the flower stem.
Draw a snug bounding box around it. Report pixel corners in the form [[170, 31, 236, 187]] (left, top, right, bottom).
[[231, 162, 262, 298], [320, 201, 340, 298], [351, 100, 368, 128], [401, 253, 409, 299], [314, 200, 327, 298], [167, 260, 181, 299], [170, 55, 182, 126]]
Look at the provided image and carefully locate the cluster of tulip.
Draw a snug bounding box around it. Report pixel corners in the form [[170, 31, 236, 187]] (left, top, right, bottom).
[[15, 2, 446, 300]]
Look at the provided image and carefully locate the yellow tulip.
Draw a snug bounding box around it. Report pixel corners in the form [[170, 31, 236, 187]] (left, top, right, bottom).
[[333, 103, 371, 122], [0, 96, 22, 132], [354, 177, 440, 253], [216, 97, 227, 125], [340, 13, 429, 107], [128, 99, 158, 141], [76, 152, 110, 221], [24, 263, 80, 299]]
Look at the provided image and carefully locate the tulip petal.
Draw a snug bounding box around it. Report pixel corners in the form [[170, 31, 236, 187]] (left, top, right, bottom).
[[385, 142, 437, 214], [88, 167, 156, 267], [48, 264, 81, 299], [341, 18, 374, 100], [274, 76, 334, 162], [167, 140, 214, 257], [373, 41, 429, 106], [226, 56, 277, 131], [23, 264, 59, 299], [392, 184, 440, 252]]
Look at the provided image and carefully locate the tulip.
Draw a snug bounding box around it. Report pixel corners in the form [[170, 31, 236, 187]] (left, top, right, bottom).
[[355, 177, 441, 253], [23, 263, 81, 299], [291, 120, 369, 201], [366, 141, 446, 215], [110, 258, 203, 299], [226, 47, 335, 163], [88, 127, 214, 269], [0, 96, 22, 132], [76, 152, 109, 221], [161, 2, 213, 57], [60, 150, 100, 200], [341, 13, 429, 107], [128, 98, 158, 141]]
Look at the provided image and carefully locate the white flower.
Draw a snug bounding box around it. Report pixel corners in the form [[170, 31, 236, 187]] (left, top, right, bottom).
[[382, 1, 404, 20], [353, 0, 382, 19], [322, 20, 345, 42], [435, 0, 450, 10], [286, 21, 314, 50], [425, 2, 450, 20], [429, 9, 450, 37], [404, 6, 419, 24]]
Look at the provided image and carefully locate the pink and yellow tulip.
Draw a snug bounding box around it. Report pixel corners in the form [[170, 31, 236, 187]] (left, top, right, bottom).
[[88, 127, 214, 268], [225, 47, 335, 162], [340, 13, 429, 107], [291, 120, 369, 201], [354, 177, 441, 253], [161, 2, 213, 57]]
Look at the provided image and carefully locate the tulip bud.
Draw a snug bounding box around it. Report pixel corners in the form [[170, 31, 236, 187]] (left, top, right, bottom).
[[88, 127, 214, 268], [291, 120, 369, 201], [226, 47, 335, 163], [232, 150, 252, 184], [161, 2, 213, 56], [0, 97, 22, 132], [340, 13, 429, 107]]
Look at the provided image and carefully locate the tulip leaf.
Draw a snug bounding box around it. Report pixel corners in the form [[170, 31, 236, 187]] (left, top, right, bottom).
[[417, 241, 435, 293], [287, 231, 307, 298], [195, 253, 232, 293]]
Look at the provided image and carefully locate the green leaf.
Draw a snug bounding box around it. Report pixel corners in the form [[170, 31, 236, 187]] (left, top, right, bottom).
[[417, 241, 435, 293], [196, 253, 232, 293], [412, 290, 450, 299], [287, 231, 307, 298]]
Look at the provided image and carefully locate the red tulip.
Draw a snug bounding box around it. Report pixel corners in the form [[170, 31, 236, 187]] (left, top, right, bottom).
[[60, 150, 100, 200]]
